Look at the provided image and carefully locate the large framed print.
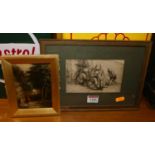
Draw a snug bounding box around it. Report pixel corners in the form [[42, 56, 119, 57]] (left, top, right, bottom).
[[40, 40, 152, 111], [1, 55, 60, 117]]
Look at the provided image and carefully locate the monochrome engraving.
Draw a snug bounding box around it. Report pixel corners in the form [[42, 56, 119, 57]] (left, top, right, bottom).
[[66, 59, 124, 93]]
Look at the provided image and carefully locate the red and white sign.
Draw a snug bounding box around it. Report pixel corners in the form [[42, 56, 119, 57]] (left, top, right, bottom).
[[87, 95, 99, 104], [0, 33, 40, 56]]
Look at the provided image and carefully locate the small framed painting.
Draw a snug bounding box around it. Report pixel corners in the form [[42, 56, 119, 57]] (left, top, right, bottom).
[[40, 40, 152, 111], [1, 55, 60, 117]]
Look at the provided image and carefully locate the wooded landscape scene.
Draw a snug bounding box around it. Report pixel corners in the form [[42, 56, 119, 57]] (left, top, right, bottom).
[[12, 63, 52, 109]]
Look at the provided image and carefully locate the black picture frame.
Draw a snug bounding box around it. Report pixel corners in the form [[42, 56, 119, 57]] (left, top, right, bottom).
[[40, 40, 152, 111]]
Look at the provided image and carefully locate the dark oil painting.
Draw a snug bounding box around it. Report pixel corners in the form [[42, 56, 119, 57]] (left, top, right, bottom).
[[12, 63, 52, 109]]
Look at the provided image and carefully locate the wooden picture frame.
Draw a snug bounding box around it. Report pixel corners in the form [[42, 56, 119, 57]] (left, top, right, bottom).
[[1, 55, 60, 117], [40, 40, 152, 111]]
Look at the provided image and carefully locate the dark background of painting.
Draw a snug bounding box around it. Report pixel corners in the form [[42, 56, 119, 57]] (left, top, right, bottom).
[[0, 33, 56, 99]]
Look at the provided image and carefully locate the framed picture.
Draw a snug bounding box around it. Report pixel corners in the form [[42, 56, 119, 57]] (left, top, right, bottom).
[[1, 55, 60, 117], [40, 40, 152, 111]]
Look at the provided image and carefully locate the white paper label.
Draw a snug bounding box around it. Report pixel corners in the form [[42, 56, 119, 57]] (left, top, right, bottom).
[[87, 95, 99, 104]]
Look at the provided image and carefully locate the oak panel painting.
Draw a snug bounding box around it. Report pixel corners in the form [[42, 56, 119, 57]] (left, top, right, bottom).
[[12, 63, 52, 109], [66, 59, 125, 93]]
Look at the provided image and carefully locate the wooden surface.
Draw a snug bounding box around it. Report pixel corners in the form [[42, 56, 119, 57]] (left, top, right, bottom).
[[0, 97, 155, 122]]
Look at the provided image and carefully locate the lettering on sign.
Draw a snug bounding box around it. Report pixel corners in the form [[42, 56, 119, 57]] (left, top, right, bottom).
[[0, 47, 35, 56]]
